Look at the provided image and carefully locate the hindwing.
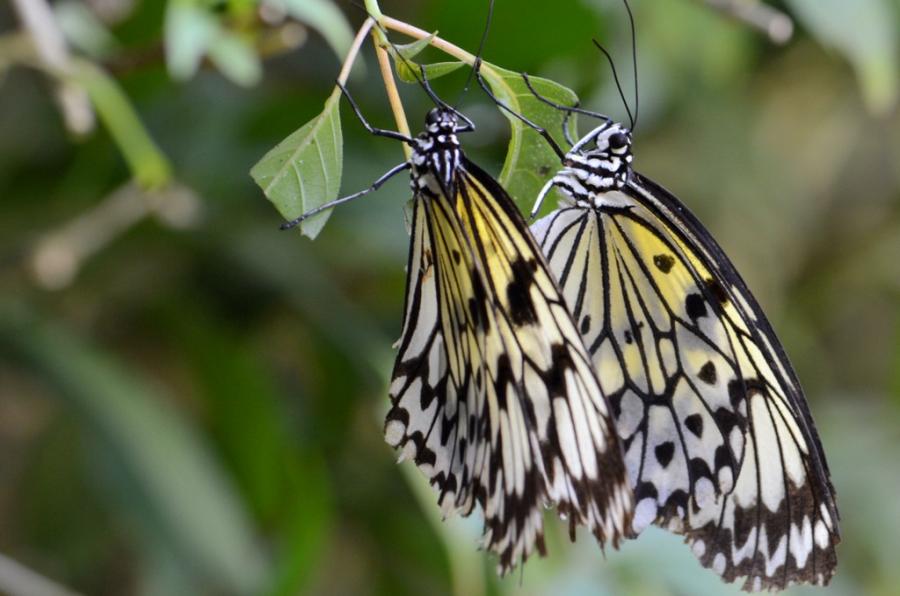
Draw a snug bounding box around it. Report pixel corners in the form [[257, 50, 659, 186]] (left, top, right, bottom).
[[531, 173, 838, 591]]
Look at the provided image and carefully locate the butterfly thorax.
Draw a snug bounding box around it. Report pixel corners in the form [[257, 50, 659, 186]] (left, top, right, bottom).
[[411, 108, 463, 197], [553, 123, 634, 209]]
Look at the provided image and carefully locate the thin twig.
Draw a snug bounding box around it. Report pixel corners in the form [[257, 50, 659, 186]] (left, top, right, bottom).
[[337, 18, 375, 85], [382, 16, 476, 64], [373, 39, 412, 160], [29, 182, 200, 289], [702, 0, 794, 44]]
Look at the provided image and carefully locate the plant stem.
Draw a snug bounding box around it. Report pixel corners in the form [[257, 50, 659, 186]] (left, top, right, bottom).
[[382, 17, 476, 65], [363, 0, 388, 45], [373, 40, 412, 160], [380, 16, 505, 86], [337, 18, 375, 85]]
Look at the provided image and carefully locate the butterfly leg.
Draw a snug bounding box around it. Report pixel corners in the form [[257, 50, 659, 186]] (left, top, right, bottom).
[[474, 66, 567, 160], [280, 161, 411, 229], [561, 107, 576, 147], [520, 74, 614, 124], [337, 82, 415, 144]]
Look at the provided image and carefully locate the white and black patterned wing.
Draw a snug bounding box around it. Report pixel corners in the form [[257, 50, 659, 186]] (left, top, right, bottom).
[[386, 199, 474, 516], [386, 159, 633, 574], [532, 174, 838, 591]]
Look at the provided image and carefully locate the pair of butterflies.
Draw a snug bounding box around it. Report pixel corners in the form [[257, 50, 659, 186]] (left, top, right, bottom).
[[284, 69, 839, 591]]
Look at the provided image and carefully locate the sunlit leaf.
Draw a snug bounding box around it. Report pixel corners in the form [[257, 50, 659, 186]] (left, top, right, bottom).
[[164, 0, 217, 81], [788, 0, 898, 114], [206, 31, 262, 87], [164, 0, 261, 87], [251, 89, 342, 239], [0, 308, 269, 594], [478, 61, 578, 212], [276, 0, 353, 59], [54, 0, 119, 59]]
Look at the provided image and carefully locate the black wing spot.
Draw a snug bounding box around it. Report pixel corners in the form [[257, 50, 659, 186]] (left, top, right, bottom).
[[705, 277, 729, 304], [654, 441, 675, 468], [452, 249, 461, 264], [653, 254, 675, 273], [685, 293, 707, 320], [507, 257, 538, 325], [469, 276, 491, 332], [727, 379, 746, 409], [547, 344, 573, 397], [684, 413, 704, 438], [698, 361, 717, 385], [580, 315, 591, 334], [624, 330, 633, 344]]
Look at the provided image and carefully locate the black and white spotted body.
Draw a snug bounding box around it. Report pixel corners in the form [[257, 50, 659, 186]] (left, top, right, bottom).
[[539, 122, 633, 210], [409, 108, 463, 197]]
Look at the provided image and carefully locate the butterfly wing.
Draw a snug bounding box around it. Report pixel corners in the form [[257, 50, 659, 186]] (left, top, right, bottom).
[[386, 158, 633, 573], [531, 173, 838, 591]]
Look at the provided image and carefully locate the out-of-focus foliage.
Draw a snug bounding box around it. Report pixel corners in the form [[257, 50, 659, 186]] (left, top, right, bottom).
[[0, 1, 899, 595]]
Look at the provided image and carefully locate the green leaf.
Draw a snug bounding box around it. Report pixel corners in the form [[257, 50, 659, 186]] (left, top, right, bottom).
[[164, 0, 217, 81], [394, 32, 437, 60], [250, 89, 342, 239], [787, 0, 898, 115], [206, 30, 262, 87], [68, 59, 172, 189], [55, 0, 120, 60], [0, 307, 270, 595], [396, 60, 464, 84], [164, 0, 262, 87], [478, 62, 578, 212], [278, 0, 354, 59]]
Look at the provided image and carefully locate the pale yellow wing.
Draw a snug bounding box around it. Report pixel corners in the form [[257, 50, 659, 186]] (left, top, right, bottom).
[[532, 174, 838, 591], [386, 159, 633, 573]]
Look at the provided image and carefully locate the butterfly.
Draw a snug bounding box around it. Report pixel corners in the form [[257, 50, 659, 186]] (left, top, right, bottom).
[[282, 83, 634, 573], [493, 74, 840, 590]]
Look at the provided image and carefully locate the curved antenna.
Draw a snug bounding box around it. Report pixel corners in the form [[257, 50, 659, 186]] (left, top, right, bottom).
[[623, 0, 639, 129], [456, 0, 496, 107], [474, 66, 567, 160], [591, 38, 633, 130]]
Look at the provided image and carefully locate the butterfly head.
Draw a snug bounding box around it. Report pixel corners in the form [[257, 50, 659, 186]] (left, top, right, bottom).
[[553, 122, 633, 205], [412, 108, 465, 195]]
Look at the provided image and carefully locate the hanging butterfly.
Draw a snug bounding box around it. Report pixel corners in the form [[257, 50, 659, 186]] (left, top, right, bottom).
[[477, 40, 839, 591], [281, 73, 634, 572]]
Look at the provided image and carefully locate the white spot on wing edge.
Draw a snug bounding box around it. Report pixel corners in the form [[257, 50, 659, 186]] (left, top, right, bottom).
[[814, 520, 830, 548], [712, 553, 726, 575], [632, 498, 658, 533], [691, 539, 706, 557], [384, 419, 406, 447]]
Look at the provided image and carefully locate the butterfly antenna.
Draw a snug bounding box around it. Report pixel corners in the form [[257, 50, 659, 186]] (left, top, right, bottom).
[[623, 0, 639, 129], [456, 0, 496, 107], [591, 38, 634, 130]]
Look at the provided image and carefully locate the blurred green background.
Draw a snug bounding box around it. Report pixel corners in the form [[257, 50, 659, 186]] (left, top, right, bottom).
[[1, 0, 899, 594]]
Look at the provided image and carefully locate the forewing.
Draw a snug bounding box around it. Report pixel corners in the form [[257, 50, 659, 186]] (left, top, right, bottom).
[[388, 159, 633, 574], [532, 176, 838, 591], [386, 200, 475, 516]]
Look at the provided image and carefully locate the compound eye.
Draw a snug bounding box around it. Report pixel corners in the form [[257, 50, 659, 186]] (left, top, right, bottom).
[[608, 132, 628, 150], [425, 108, 442, 125]]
